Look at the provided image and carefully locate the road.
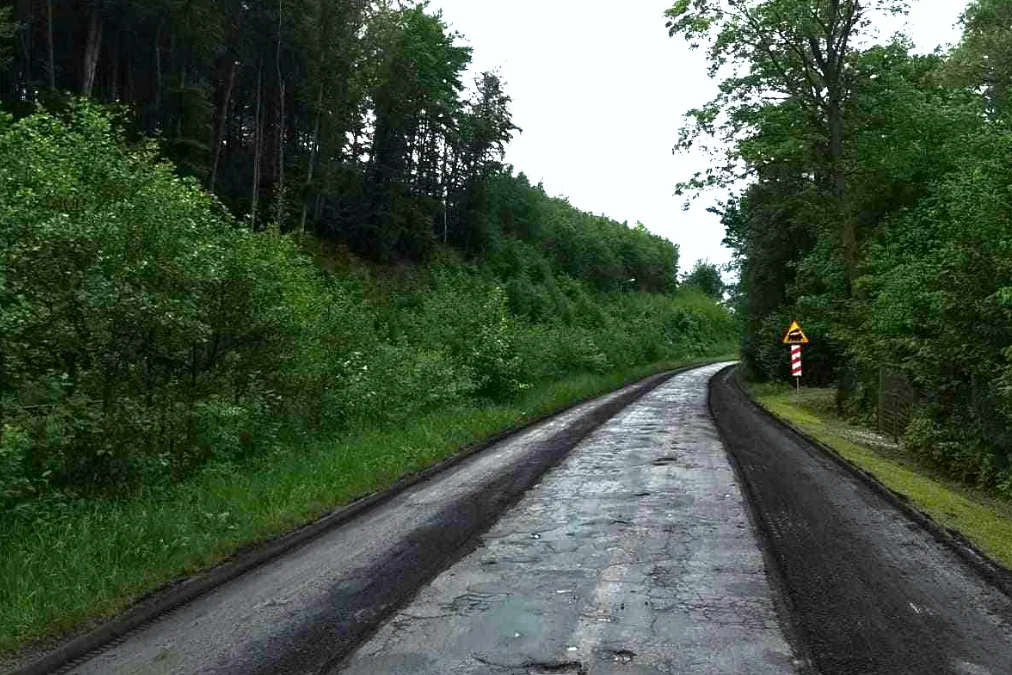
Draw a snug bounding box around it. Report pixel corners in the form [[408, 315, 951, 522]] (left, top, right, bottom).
[[51, 367, 722, 675], [336, 362, 796, 674], [24, 363, 1012, 674]]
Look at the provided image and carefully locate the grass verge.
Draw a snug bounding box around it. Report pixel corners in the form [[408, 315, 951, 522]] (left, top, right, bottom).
[[0, 356, 732, 661], [750, 383, 1012, 571]]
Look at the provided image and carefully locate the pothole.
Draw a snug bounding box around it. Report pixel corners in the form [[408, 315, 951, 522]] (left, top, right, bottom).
[[652, 456, 678, 466], [611, 649, 636, 663]]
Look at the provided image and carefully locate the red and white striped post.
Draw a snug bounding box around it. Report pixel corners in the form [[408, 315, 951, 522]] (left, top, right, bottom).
[[782, 320, 809, 391], [791, 345, 802, 390]]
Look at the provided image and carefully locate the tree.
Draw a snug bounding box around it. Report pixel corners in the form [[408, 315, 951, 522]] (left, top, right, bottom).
[[358, 4, 470, 259], [0, 102, 331, 491], [666, 0, 905, 287], [0, 7, 14, 71], [684, 0, 1012, 488], [447, 71, 519, 256], [946, 0, 1012, 120], [682, 259, 724, 299]]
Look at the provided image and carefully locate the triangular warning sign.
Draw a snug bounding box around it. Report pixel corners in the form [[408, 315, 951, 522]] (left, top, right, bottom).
[[782, 320, 810, 345]]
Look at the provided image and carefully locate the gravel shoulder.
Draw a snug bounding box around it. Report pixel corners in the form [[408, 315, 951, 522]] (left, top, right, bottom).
[[710, 367, 1012, 675]]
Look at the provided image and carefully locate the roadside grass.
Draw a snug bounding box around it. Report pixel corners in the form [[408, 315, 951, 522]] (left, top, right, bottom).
[[750, 383, 1012, 571], [0, 355, 734, 660]]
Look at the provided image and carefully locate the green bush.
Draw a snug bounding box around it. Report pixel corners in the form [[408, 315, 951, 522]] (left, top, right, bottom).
[[0, 103, 329, 497]]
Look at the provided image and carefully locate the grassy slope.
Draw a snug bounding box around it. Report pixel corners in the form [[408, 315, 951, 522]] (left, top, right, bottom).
[[751, 384, 1012, 571], [0, 356, 733, 660]]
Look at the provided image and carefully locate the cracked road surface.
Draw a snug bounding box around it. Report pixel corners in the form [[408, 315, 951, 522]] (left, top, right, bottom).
[[335, 363, 797, 674], [58, 367, 734, 675], [710, 368, 1012, 675]]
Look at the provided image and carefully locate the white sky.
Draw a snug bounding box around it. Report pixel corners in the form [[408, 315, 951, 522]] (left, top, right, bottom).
[[425, 0, 967, 272]]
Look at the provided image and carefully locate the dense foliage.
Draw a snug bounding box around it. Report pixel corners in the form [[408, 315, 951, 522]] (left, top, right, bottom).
[[669, 0, 1012, 492], [0, 102, 732, 507], [1, 0, 495, 260], [681, 260, 724, 300], [0, 0, 680, 281]]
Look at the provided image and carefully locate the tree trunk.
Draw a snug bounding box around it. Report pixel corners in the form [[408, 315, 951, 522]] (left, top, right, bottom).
[[176, 66, 186, 138], [109, 30, 119, 100], [828, 91, 856, 290], [46, 0, 54, 90], [251, 64, 262, 229], [275, 79, 285, 230], [441, 141, 449, 244], [154, 23, 162, 118], [299, 82, 324, 236], [16, 0, 32, 89], [313, 193, 323, 230], [82, 12, 103, 97], [826, 0, 858, 290], [125, 50, 133, 103], [274, 0, 285, 230], [209, 58, 236, 193]]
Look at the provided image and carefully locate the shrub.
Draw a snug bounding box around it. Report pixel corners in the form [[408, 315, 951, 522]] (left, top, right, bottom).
[[0, 103, 329, 498]]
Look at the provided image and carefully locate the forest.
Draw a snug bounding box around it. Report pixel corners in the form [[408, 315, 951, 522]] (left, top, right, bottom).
[[0, 2, 731, 509], [668, 0, 1012, 492], [0, 0, 683, 281]]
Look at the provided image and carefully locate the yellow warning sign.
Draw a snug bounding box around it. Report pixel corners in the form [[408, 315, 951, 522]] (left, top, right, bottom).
[[782, 320, 810, 345]]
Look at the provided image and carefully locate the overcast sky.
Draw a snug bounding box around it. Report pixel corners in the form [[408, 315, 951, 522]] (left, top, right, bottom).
[[425, 0, 967, 273]]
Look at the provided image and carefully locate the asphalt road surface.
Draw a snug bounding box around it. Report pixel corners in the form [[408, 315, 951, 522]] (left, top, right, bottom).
[[55, 366, 740, 675], [29, 363, 1012, 675], [336, 362, 796, 674], [709, 367, 1012, 675]]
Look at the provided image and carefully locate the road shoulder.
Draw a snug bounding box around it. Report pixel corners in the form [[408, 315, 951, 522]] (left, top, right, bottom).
[[749, 379, 1012, 591], [711, 366, 1012, 674]]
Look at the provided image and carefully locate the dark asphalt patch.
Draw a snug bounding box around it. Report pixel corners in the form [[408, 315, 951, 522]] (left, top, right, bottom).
[[523, 663, 586, 674], [710, 368, 1012, 675], [609, 649, 636, 662]]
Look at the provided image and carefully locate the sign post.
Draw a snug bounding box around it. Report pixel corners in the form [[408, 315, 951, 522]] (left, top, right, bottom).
[[791, 345, 802, 391], [782, 320, 809, 391]]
